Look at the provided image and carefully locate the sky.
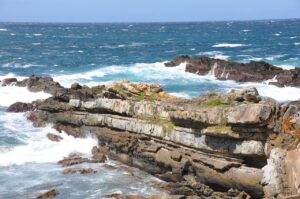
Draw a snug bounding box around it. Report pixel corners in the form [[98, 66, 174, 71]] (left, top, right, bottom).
[[0, 0, 300, 23]]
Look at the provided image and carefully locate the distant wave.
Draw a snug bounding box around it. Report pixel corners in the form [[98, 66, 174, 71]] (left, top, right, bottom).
[[48, 61, 300, 102], [1, 62, 43, 69], [0, 28, 8, 32], [294, 42, 300, 46], [212, 43, 247, 48], [198, 51, 230, 60]]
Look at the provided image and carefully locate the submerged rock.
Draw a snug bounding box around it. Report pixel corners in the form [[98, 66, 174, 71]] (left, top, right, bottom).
[[63, 167, 97, 175], [36, 189, 59, 199]]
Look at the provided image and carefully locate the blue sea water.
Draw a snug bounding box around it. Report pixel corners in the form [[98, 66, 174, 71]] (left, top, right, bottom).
[[0, 19, 300, 198]]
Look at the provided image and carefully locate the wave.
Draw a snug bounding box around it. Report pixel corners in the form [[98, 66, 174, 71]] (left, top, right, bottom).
[[197, 51, 230, 60], [0, 28, 8, 32], [0, 85, 51, 107], [240, 29, 251, 32], [295, 42, 300, 46], [49, 62, 300, 102], [1, 62, 39, 69], [0, 112, 97, 167], [212, 43, 247, 48], [278, 65, 296, 70]]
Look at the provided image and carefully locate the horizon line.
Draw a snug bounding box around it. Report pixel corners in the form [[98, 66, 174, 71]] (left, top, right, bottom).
[[0, 17, 299, 24]]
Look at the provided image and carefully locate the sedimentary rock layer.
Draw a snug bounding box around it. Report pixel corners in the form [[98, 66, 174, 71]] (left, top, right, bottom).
[[3, 76, 300, 198]]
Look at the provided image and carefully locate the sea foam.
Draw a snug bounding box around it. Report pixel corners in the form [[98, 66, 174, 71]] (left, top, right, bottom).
[[212, 43, 247, 48], [0, 112, 97, 167]]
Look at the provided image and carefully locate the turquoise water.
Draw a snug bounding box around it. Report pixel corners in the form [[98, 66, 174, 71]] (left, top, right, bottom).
[[0, 19, 300, 198]]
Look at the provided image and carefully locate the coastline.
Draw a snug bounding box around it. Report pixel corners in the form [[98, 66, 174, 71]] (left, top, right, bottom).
[[2, 61, 300, 198]]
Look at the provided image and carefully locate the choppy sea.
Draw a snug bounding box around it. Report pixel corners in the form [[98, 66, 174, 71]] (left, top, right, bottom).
[[0, 19, 300, 198]]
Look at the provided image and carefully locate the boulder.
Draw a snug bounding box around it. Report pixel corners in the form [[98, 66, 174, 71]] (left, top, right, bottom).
[[7, 102, 35, 112], [47, 133, 63, 142], [1, 77, 17, 86], [63, 167, 97, 175]]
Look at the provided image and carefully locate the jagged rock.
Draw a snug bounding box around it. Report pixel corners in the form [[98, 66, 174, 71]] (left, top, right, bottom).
[[1, 77, 17, 86], [7, 102, 35, 112], [36, 189, 59, 199], [164, 56, 300, 87], [47, 133, 63, 142], [57, 152, 105, 167]]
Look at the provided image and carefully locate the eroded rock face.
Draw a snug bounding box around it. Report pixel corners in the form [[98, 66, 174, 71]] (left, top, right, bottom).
[[4, 76, 300, 198], [165, 56, 300, 87]]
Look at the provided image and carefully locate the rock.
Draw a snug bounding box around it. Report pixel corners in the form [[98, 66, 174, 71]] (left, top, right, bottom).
[[228, 87, 261, 103], [91, 146, 107, 163], [58, 151, 106, 167], [7, 102, 35, 112], [36, 189, 59, 199], [1, 77, 17, 86], [63, 167, 97, 175], [47, 133, 63, 142], [71, 82, 82, 90], [227, 104, 273, 125], [165, 56, 300, 87]]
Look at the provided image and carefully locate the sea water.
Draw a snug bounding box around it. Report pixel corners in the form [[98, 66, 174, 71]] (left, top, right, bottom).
[[0, 19, 300, 198]]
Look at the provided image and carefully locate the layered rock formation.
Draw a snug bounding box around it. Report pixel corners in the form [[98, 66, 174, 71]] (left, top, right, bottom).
[[165, 56, 300, 87], [3, 76, 300, 198]]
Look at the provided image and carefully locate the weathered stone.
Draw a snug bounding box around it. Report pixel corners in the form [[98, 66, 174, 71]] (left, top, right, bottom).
[[63, 167, 97, 175], [37, 189, 59, 199], [227, 104, 273, 125], [47, 133, 63, 142]]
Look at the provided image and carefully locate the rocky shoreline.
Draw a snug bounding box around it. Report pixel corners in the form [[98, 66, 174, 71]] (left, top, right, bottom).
[[2, 75, 300, 198], [165, 55, 300, 87]]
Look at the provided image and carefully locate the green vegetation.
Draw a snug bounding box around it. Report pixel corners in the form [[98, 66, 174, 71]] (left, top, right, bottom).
[[203, 98, 230, 108], [135, 92, 159, 102], [206, 125, 231, 133]]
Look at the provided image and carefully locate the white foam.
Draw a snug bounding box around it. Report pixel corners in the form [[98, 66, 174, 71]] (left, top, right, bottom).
[[0, 28, 8, 32], [198, 51, 230, 60], [0, 112, 97, 167], [33, 33, 42, 36], [241, 29, 251, 32], [0, 86, 51, 107], [212, 43, 247, 48], [50, 61, 300, 102], [53, 69, 106, 87], [294, 42, 300, 46], [1, 62, 35, 68], [278, 65, 296, 70]]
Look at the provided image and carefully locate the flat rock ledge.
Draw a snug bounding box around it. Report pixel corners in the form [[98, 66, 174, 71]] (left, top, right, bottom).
[[3, 76, 300, 198]]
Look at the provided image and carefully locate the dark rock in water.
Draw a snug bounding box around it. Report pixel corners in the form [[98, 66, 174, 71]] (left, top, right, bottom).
[[7, 102, 35, 112], [36, 189, 59, 199], [62, 167, 97, 175], [1, 77, 17, 86], [47, 133, 63, 142], [165, 55, 300, 87], [58, 152, 106, 167]]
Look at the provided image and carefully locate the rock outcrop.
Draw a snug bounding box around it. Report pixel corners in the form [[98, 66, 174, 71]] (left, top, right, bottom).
[[165, 56, 300, 87], [3, 76, 300, 198]]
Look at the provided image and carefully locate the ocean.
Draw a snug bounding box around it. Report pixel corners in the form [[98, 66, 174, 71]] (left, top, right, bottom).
[[0, 19, 300, 198]]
